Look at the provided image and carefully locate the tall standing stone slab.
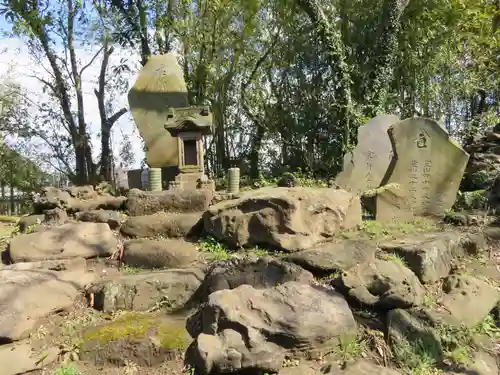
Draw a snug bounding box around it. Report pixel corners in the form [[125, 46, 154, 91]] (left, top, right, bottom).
[[335, 114, 399, 195], [128, 54, 189, 168], [379, 118, 469, 217]]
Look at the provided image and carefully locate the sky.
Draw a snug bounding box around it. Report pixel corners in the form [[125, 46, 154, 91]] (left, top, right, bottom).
[[0, 15, 146, 171]]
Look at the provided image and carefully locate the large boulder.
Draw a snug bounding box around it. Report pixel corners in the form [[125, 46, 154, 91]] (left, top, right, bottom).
[[191, 257, 314, 305], [440, 274, 500, 327], [186, 282, 357, 375], [339, 259, 425, 309], [32, 186, 74, 213], [285, 240, 376, 276], [126, 189, 213, 216], [0, 258, 96, 341], [122, 238, 199, 269], [75, 209, 123, 229], [0, 340, 59, 375], [86, 267, 205, 313], [80, 312, 191, 366], [120, 212, 203, 238], [379, 231, 485, 283], [8, 222, 118, 262], [203, 187, 362, 252]]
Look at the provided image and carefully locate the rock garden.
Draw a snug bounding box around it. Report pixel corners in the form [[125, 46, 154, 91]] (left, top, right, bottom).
[[0, 181, 498, 375]]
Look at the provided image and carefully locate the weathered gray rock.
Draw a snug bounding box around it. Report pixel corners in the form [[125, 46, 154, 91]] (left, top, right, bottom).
[[9, 222, 118, 262], [186, 282, 357, 375], [204, 187, 361, 252], [32, 186, 74, 213], [126, 188, 213, 216], [285, 240, 376, 276], [379, 231, 485, 283], [335, 114, 400, 196], [0, 259, 96, 341], [86, 267, 205, 313], [17, 214, 44, 233], [447, 351, 500, 375], [440, 275, 500, 328], [0, 340, 59, 375], [387, 309, 443, 364], [340, 259, 425, 309], [193, 257, 313, 304], [76, 209, 123, 229], [123, 238, 199, 269], [44, 207, 68, 226], [120, 212, 203, 238]]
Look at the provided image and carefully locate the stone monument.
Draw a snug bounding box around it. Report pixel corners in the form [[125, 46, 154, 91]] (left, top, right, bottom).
[[128, 54, 189, 168], [335, 114, 399, 195], [163, 105, 214, 190], [378, 118, 469, 217]]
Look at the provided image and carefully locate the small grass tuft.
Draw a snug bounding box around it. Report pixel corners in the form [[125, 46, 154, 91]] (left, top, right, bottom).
[[343, 218, 436, 240], [392, 338, 440, 375], [199, 237, 232, 261], [54, 365, 84, 375], [380, 253, 408, 266], [334, 333, 368, 362], [122, 264, 145, 275]]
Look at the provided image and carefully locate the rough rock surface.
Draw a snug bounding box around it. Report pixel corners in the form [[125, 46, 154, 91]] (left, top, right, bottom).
[[192, 257, 314, 304], [8, 222, 118, 262], [285, 240, 376, 275], [17, 214, 44, 233], [120, 212, 203, 238], [322, 360, 404, 375], [0, 340, 59, 375], [379, 231, 484, 283], [126, 188, 213, 216], [75, 209, 123, 229], [43, 207, 68, 226], [203, 187, 362, 252], [123, 239, 199, 269], [340, 259, 425, 309], [87, 267, 205, 313], [80, 312, 191, 366], [187, 282, 357, 375], [440, 274, 500, 327], [0, 258, 96, 341]]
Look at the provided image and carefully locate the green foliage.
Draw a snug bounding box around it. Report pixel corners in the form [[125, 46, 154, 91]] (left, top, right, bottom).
[[342, 218, 436, 239], [53, 365, 84, 375], [199, 237, 232, 260]]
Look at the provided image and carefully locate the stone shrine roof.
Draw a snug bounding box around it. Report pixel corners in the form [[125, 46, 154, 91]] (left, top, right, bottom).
[[164, 106, 213, 136]]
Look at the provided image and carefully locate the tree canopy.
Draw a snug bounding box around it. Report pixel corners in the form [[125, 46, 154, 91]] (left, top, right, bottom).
[[0, 0, 499, 183]]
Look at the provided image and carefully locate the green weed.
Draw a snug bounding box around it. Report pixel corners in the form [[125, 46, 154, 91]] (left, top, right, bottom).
[[199, 237, 232, 261], [54, 365, 83, 375]]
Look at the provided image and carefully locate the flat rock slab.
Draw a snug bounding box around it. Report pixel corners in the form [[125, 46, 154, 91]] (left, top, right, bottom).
[[126, 189, 212, 216], [440, 275, 500, 328], [335, 114, 400, 196], [203, 187, 361, 252], [75, 210, 123, 229], [187, 282, 357, 375], [123, 238, 199, 269], [340, 259, 425, 309], [379, 231, 473, 283], [0, 260, 96, 341], [8, 222, 118, 262], [285, 240, 376, 275], [0, 340, 59, 375], [381, 117, 469, 216], [87, 267, 206, 313], [120, 212, 203, 238]]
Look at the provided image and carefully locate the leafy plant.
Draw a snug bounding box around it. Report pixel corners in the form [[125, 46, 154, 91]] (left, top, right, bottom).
[[199, 237, 232, 261]]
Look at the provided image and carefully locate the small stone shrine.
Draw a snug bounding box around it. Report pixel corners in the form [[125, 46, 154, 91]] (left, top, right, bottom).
[[335, 114, 399, 195], [164, 106, 214, 190], [378, 118, 469, 217]]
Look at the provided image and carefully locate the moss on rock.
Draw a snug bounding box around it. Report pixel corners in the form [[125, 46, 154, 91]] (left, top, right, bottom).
[[80, 312, 190, 366]]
